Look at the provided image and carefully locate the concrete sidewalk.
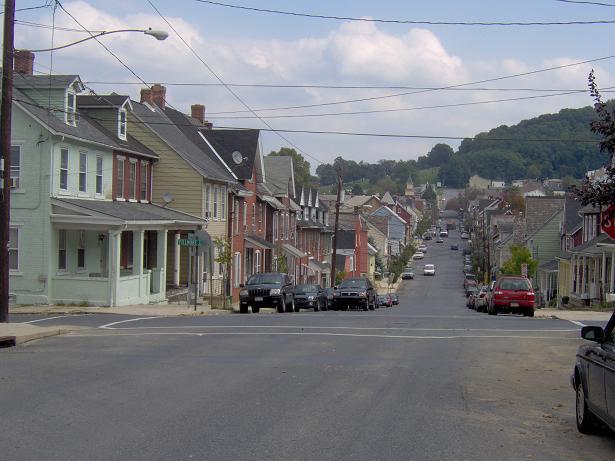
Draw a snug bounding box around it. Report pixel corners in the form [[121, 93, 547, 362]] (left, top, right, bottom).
[[535, 308, 613, 322], [0, 323, 76, 346], [9, 303, 236, 317]]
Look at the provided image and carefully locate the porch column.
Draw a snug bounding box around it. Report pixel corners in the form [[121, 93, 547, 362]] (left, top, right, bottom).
[[582, 255, 586, 298], [107, 230, 121, 307], [173, 231, 180, 287], [602, 252, 607, 300], [570, 255, 575, 296], [611, 252, 615, 293], [157, 229, 168, 298]]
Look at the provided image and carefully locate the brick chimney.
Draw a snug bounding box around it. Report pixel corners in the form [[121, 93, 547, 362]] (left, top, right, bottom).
[[140, 88, 152, 104], [151, 84, 166, 109], [14, 50, 34, 75], [191, 104, 205, 123]]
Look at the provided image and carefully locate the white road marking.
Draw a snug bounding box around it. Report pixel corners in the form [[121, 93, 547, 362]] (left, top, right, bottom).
[[20, 315, 85, 324], [102, 324, 578, 333], [568, 320, 586, 327], [99, 316, 160, 329], [63, 331, 581, 341]]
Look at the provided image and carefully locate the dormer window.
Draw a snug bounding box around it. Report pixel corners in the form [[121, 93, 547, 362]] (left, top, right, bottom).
[[65, 89, 76, 126], [118, 109, 127, 140]]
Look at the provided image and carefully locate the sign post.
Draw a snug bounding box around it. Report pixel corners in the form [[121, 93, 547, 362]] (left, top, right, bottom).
[[521, 263, 528, 278], [601, 204, 615, 239], [178, 233, 206, 310]]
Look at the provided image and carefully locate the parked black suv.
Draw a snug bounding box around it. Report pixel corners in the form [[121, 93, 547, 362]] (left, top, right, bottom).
[[239, 272, 295, 313], [332, 278, 377, 311], [293, 284, 327, 311]]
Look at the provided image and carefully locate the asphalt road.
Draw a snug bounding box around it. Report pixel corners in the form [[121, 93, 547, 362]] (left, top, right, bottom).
[[2, 231, 615, 460]]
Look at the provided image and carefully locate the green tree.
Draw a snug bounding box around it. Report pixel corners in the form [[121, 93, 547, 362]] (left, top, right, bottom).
[[213, 236, 233, 308], [351, 183, 364, 195], [500, 246, 538, 276], [427, 143, 454, 166], [269, 147, 313, 187]]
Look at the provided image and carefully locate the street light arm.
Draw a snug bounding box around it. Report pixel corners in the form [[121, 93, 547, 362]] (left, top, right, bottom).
[[24, 28, 168, 53]]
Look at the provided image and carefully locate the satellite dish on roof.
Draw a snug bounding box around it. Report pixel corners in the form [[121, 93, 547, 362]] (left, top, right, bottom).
[[232, 151, 244, 165], [162, 192, 174, 205]]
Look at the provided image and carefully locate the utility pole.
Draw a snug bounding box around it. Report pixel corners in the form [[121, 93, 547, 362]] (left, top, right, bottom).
[[0, 0, 15, 323], [330, 165, 343, 287]]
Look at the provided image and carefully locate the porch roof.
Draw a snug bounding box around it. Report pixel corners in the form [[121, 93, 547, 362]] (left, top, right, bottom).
[[281, 243, 306, 259], [51, 198, 205, 227], [258, 194, 285, 210], [309, 259, 330, 272], [538, 259, 559, 272], [570, 233, 615, 255], [245, 234, 274, 250]]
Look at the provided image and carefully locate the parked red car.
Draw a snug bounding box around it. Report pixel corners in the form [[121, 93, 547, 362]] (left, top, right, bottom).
[[487, 276, 535, 317]]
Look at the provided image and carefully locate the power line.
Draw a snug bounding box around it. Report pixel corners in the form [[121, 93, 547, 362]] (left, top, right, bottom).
[[0, 3, 53, 15], [194, 0, 615, 26], [15, 19, 105, 33], [145, 0, 326, 166], [204, 54, 615, 115], [554, 0, 615, 6], [13, 96, 601, 144]]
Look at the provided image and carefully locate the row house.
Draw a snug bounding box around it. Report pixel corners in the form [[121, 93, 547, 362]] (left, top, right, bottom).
[[333, 216, 370, 279], [8, 57, 204, 306]]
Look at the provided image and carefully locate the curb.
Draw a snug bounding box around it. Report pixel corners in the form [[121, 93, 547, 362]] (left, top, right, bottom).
[[0, 327, 71, 346]]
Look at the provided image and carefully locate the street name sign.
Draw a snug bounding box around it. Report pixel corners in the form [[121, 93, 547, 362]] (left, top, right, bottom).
[[178, 237, 205, 247]]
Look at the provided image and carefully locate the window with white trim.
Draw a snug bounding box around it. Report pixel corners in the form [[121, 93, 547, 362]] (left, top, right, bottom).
[[233, 252, 241, 288], [58, 229, 67, 271], [116, 157, 125, 199], [243, 202, 247, 228], [79, 152, 87, 192], [140, 162, 148, 201], [66, 90, 76, 126], [213, 186, 219, 220], [9, 227, 19, 271], [9, 146, 20, 189], [220, 186, 226, 221], [60, 148, 69, 191], [96, 156, 103, 195], [273, 212, 278, 241], [204, 185, 211, 218], [129, 161, 137, 200], [118, 109, 127, 140], [77, 230, 86, 270], [252, 203, 256, 230], [255, 250, 261, 273]]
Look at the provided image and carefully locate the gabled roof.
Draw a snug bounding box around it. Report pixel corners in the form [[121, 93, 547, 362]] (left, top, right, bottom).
[[563, 194, 583, 234], [525, 196, 564, 237], [336, 230, 356, 250], [570, 233, 614, 254], [381, 191, 395, 205], [263, 156, 294, 197], [344, 195, 378, 209], [371, 206, 407, 224], [130, 101, 234, 183], [13, 73, 82, 90], [199, 129, 260, 181], [525, 207, 563, 241], [77, 94, 131, 109]]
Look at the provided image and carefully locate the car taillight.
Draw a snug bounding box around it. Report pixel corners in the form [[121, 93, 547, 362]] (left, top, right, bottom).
[[527, 292, 534, 298]]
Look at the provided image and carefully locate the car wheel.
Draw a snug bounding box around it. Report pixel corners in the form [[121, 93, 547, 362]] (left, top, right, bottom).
[[491, 305, 498, 316], [252, 306, 260, 314], [576, 377, 598, 434], [362, 301, 369, 311], [369, 298, 376, 310], [276, 302, 284, 313], [524, 309, 535, 318], [240, 304, 249, 314]]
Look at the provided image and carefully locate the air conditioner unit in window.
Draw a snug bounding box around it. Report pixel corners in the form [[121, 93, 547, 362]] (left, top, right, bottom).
[[9, 177, 19, 188]]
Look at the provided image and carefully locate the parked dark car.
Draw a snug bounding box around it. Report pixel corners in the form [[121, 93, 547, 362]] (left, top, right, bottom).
[[487, 276, 535, 317], [377, 294, 392, 307], [239, 272, 295, 313], [324, 287, 336, 309], [293, 284, 327, 311], [332, 278, 377, 311], [450, 244, 459, 250], [390, 293, 399, 305], [571, 310, 615, 434]]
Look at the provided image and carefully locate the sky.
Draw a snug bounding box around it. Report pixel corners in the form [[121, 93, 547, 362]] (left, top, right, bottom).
[[8, 0, 615, 171]]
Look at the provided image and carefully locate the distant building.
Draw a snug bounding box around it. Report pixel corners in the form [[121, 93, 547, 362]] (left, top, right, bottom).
[[468, 175, 491, 190], [490, 181, 506, 189]]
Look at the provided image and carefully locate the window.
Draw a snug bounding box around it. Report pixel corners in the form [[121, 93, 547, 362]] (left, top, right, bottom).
[[220, 187, 226, 221], [77, 230, 86, 270], [118, 109, 127, 140], [9, 227, 18, 270], [116, 157, 125, 199], [213, 186, 219, 220], [204, 185, 211, 218], [60, 148, 69, 191], [66, 90, 76, 126], [255, 250, 261, 273], [9, 146, 20, 189], [252, 203, 256, 230], [279, 212, 284, 240], [234, 199, 239, 234], [140, 162, 148, 201], [243, 202, 247, 228], [233, 252, 241, 288], [273, 212, 278, 241], [58, 229, 67, 271], [129, 161, 137, 200], [96, 156, 103, 195], [79, 152, 87, 192]]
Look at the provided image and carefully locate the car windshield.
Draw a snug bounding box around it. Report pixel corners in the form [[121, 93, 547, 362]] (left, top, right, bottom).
[[425, 265, 434, 270], [339, 279, 367, 288], [246, 274, 283, 285], [294, 284, 318, 293], [499, 279, 531, 291]]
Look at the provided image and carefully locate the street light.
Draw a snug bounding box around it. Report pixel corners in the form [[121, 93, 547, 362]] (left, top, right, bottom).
[[25, 28, 169, 52], [0, 16, 169, 323]]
